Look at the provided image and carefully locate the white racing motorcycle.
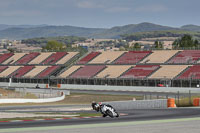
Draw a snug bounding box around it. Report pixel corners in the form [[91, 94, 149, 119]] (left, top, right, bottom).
[[92, 102, 119, 118]]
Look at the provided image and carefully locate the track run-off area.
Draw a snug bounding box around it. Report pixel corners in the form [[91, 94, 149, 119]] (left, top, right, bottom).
[[1, 105, 200, 133]]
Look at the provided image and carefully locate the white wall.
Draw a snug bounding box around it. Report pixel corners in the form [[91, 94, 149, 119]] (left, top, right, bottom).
[[60, 84, 200, 93], [0, 82, 46, 88], [0, 92, 65, 104], [103, 99, 168, 110]]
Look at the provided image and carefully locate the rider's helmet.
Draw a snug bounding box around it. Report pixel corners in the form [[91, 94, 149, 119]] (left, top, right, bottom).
[[91, 101, 100, 111]]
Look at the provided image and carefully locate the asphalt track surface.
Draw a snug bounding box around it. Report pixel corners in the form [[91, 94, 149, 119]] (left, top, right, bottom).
[[1, 107, 200, 129]]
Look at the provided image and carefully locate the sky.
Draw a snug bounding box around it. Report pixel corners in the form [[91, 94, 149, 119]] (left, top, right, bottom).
[[0, 0, 199, 28]]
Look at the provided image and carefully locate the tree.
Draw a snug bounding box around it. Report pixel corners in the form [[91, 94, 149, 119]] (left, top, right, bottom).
[[7, 48, 15, 53], [172, 34, 199, 49], [154, 40, 163, 49], [133, 43, 141, 49], [43, 40, 64, 51]]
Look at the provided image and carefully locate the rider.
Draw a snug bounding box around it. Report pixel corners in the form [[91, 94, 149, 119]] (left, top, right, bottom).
[[91, 101, 117, 117]]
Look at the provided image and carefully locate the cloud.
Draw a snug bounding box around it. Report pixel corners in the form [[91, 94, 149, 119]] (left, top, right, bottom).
[[0, 10, 43, 17], [105, 7, 131, 13], [76, 1, 104, 9], [135, 5, 168, 12]]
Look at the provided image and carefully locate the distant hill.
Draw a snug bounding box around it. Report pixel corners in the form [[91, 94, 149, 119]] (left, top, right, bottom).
[[0, 22, 200, 39], [90, 22, 178, 38], [0, 24, 48, 31], [181, 25, 200, 32], [0, 26, 106, 40], [121, 30, 200, 41]]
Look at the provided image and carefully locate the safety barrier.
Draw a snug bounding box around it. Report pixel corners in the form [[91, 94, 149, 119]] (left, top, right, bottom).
[[167, 98, 176, 108], [193, 98, 200, 106], [0, 92, 65, 104], [103, 99, 176, 110]]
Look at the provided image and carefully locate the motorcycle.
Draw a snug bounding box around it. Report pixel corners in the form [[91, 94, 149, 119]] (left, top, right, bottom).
[[92, 102, 119, 118]]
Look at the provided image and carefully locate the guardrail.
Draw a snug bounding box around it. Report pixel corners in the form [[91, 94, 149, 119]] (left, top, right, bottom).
[[0, 92, 65, 104]]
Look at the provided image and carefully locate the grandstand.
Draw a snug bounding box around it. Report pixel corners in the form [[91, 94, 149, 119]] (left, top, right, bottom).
[[0, 50, 200, 87]]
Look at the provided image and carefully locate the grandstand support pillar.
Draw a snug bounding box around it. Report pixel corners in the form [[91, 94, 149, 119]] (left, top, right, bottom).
[[189, 90, 192, 105], [177, 91, 180, 106], [181, 80, 183, 88]]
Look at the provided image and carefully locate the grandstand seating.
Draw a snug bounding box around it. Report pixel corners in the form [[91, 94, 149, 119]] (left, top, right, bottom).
[[28, 52, 53, 64], [120, 65, 160, 79], [36, 66, 60, 78], [140, 50, 179, 64], [23, 66, 49, 78], [77, 52, 100, 64], [114, 51, 151, 64], [56, 52, 78, 64], [70, 65, 106, 78], [95, 65, 132, 78], [149, 65, 189, 79], [89, 51, 124, 64], [0, 66, 21, 77], [2, 53, 26, 64], [58, 65, 81, 78], [0, 66, 8, 73], [41, 52, 67, 65], [176, 65, 200, 79], [15, 53, 40, 65], [0, 53, 14, 63], [9, 66, 35, 78], [168, 50, 200, 64]]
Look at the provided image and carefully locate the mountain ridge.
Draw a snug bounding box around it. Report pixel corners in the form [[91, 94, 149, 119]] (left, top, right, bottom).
[[0, 22, 199, 39]]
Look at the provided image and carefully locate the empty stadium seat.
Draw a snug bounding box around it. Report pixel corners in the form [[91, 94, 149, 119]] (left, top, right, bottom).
[[77, 52, 100, 64], [89, 51, 125, 64], [149, 65, 189, 79], [70, 65, 106, 78], [28, 52, 54, 64], [168, 50, 200, 64], [58, 65, 81, 78], [15, 53, 40, 65], [23, 66, 49, 78], [176, 65, 200, 79], [9, 66, 35, 78], [0, 66, 21, 77], [140, 50, 179, 64], [36, 66, 60, 78], [114, 51, 151, 64], [0, 66, 8, 73], [2, 53, 26, 64], [120, 65, 160, 79], [56, 52, 78, 64], [0, 53, 14, 63], [95, 65, 132, 78], [41, 52, 67, 65]]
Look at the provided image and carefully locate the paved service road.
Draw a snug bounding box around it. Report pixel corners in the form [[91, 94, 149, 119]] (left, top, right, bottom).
[[1, 117, 200, 133]]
